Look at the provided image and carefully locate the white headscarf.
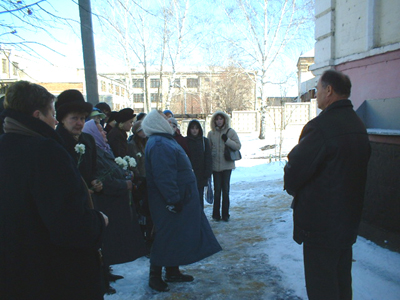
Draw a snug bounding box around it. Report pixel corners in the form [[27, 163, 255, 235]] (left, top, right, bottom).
[[141, 109, 174, 137]]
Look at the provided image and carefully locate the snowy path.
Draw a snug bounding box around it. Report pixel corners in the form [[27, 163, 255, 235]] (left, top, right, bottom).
[[105, 175, 302, 299], [105, 159, 400, 300]]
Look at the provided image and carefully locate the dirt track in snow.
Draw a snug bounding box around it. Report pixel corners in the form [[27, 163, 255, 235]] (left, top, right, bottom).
[[106, 178, 303, 300]]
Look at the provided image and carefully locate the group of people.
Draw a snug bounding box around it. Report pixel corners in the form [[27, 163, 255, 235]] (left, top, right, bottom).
[[0, 69, 371, 300], [0, 80, 243, 299]]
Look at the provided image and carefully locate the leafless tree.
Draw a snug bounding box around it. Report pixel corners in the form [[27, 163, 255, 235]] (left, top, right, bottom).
[[0, 0, 79, 63], [204, 65, 255, 114], [220, 0, 314, 139]]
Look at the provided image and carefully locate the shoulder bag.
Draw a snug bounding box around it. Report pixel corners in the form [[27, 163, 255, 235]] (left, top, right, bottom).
[[224, 128, 242, 161]]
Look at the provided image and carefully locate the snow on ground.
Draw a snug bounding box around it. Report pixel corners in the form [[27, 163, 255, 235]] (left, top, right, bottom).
[[105, 132, 400, 300]]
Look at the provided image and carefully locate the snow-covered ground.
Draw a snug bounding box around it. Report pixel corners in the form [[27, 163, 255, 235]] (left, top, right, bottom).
[[105, 132, 400, 300]]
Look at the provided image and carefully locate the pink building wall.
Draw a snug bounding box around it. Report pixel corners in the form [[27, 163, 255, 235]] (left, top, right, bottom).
[[336, 49, 400, 110]]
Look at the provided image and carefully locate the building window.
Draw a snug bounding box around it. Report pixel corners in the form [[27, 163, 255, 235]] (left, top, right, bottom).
[[12, 62, 18, 76], [133, 79, 144, 88], [187, 78, 199, 88], [151, 93, 160, 102], [2, 59, 7, 74], [133, 93, 144, 103], [170, 78, 180, 87], [116, 86, 120, 96], [101, 81, 106, 92], [150, 78, 160, 88], [109, 83, 114, 94], [121, 88, 125, 97]]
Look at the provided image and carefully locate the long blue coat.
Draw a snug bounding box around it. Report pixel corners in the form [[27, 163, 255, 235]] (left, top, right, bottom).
[[145, 133, 222, 267]]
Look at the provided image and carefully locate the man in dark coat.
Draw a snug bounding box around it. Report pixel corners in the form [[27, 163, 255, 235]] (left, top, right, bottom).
[[186, 119, 213, 208], [55, 89, 102, 191], [284, 70, 371, 300], [0, 81, 107, 300]]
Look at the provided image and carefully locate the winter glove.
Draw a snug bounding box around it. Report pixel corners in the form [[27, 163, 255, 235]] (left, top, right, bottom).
[[221, 134, 228, 142], [166, 202, 183, 213]]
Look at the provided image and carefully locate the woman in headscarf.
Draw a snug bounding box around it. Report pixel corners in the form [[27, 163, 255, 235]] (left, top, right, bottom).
[[83, 120, 147, 294], [141, 109, 222, 292]]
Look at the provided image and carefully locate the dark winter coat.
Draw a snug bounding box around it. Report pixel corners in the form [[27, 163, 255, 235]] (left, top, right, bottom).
[[186, 120, 213, 188], [56, 123, 98, 186], [284, 100, 371, 248], [142, 110, 221, 267], [92, 148, 147, 266], [174, 132, 190, 156], [107, 126, 128, 158], [207, 111, 241, 172], [0, 109, 105, 300]]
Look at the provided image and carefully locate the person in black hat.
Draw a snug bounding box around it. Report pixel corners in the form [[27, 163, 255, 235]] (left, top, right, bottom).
[[55, 89, 103, 193], [0, 81, 107, 299], [107, 108, 136, 158]]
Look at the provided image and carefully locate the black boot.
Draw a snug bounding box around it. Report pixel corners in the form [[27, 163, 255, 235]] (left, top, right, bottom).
[[165, 266, 194, 282], [149, 265, 169, 292]]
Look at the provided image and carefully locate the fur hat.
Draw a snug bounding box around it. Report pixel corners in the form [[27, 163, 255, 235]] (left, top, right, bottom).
[[55, 89, 92, 122], [115, 108, 136, 123]]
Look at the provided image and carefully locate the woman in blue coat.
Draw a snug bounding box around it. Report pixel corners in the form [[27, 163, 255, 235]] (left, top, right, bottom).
[[141, 109, 222, 292]]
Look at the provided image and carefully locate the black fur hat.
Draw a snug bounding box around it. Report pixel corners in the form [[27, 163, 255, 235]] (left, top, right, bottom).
[[115, 108, 136, 124], [55, 90, 92, 122]]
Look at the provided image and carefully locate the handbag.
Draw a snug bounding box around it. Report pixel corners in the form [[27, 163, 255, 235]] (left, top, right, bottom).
[[223, 128, 242, 161], [224, 145, 242, 161], [205, 177, 214, 204]]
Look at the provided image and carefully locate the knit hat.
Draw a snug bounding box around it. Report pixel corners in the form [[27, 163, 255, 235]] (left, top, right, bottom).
[[163, 109, 173, 117], [55, 90, 92, 122], [115, 108, 136, 123], [132, 120, 143, 134]]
